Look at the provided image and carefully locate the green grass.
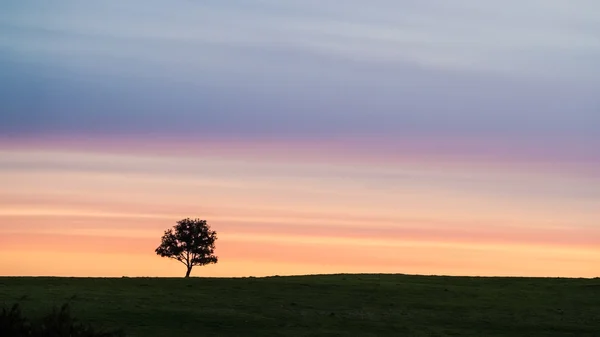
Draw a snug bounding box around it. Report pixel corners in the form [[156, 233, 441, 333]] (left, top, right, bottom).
[[1, 274, 599, 336]]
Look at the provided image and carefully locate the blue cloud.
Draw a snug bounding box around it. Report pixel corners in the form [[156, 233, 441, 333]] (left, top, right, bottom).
[[0, 0, 598, 149]]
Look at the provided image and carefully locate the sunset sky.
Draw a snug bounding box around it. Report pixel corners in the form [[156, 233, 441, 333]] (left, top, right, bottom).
[[1, 0, 599, 278]]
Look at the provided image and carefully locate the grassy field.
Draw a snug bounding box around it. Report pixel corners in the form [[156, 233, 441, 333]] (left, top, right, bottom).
[[1, 274, 599, 337]]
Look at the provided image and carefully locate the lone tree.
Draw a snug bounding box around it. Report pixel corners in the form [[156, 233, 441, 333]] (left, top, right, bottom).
[[155, 218, 218, 278]]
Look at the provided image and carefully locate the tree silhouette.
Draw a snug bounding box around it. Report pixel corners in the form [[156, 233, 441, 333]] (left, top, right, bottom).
[[155, 218, 218, 278]]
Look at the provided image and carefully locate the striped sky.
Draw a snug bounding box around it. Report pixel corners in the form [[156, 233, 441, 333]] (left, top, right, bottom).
[[1, 0, 599, 277]]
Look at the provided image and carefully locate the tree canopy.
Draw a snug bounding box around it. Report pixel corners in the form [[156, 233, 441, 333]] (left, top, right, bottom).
[[155, 218, 218, 277]]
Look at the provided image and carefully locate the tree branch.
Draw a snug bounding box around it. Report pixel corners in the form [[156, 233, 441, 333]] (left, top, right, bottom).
[[175, 255, 188, 267]]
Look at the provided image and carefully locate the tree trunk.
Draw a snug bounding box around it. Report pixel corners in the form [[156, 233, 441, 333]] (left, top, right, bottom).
[[185, 266, 192, 278]]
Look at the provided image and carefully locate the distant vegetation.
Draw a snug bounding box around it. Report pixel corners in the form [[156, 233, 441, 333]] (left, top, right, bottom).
[[155, 218, 218, 278], [0, 303, 124, 337], [1, 275, 598, 336]]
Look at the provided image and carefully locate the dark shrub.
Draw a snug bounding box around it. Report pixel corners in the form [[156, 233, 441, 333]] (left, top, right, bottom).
[[0, 303, 125, 337], [0, 304, 30, 336]]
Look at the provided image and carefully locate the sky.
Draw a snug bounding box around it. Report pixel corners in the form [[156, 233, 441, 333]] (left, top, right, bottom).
[[0, 0, 599, 278]]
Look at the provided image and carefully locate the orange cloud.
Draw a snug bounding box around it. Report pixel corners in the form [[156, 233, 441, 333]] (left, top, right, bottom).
[[0, 145, 598, 278]]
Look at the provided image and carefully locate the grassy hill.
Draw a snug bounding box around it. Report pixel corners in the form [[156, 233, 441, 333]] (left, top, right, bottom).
[[1, 274, 598, 336]]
